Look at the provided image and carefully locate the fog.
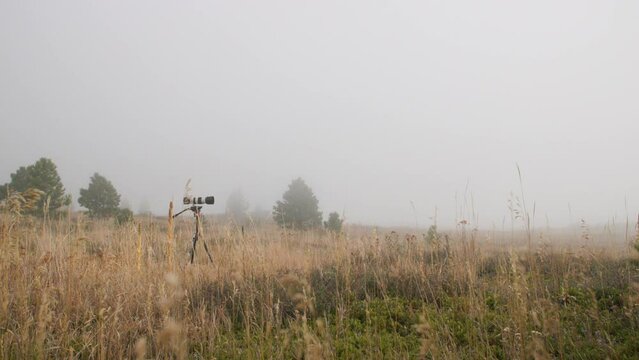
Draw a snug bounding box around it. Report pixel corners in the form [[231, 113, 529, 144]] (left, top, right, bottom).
[[1, 0, 638, 228]]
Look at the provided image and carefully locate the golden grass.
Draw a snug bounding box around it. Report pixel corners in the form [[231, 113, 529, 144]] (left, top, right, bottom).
[[0, 211, 637, 359]]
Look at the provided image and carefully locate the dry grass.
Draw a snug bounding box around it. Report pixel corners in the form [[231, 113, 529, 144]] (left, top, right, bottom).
[[1, 210, 638, 359]]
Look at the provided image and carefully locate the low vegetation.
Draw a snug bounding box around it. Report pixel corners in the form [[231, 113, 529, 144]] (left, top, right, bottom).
[[0, 208, 638, 359]]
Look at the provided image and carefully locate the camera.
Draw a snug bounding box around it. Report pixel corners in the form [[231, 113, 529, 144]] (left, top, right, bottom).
[[183, 196, 215, 205]]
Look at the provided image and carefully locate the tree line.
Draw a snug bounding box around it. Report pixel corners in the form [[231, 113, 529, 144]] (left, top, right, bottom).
[[0, 158, 132, 223], [1, 157, 343, 232]]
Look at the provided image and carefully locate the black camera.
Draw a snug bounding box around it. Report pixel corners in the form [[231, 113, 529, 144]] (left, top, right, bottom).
[[183, 196, 215, 205]]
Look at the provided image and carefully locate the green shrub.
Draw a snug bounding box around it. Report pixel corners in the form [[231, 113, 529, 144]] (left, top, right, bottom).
[[115, 208, 133, 225]]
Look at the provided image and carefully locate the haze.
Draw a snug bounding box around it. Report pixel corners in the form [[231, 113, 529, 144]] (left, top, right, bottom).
[[1, 0, 637, 228]]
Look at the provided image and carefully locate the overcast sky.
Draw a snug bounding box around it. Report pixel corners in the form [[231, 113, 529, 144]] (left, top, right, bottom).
[[1, 0, 637, 228]]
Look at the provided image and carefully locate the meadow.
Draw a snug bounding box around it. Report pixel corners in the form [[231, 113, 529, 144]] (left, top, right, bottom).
[[1, 209, 638, 359]]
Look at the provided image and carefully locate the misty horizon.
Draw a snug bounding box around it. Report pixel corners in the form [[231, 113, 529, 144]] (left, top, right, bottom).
[[2, 1, 638, 228]]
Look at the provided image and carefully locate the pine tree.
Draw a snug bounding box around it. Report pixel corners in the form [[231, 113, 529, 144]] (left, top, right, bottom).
[[78, 173, 121, 218], [273, 178, 322, 230], [324, 212, 343, 233], [0, 157, 71, 215]]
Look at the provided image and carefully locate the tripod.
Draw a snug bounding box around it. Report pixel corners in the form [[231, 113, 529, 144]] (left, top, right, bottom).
[[173, 205, 214, 264]]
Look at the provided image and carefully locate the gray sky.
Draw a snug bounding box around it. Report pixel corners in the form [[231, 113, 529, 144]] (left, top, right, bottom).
[[1, 0, 638, 228]]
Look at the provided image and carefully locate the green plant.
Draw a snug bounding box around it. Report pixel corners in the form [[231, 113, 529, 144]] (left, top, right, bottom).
[[115, 208, 134, 225], [333, 298, 421, 358]]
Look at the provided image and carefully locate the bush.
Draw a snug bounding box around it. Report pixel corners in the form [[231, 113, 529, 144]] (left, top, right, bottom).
[[115, 208, 134, 225]]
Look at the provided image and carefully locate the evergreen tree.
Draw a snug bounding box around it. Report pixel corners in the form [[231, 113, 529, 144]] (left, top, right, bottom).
[[273, 178, 322, 229], [0, 157, 71, 215], [78, 173, 121, 218], [324, 212, 343, 233]]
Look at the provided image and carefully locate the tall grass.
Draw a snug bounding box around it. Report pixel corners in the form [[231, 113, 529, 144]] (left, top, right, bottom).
[[0, 211, 637, 359]]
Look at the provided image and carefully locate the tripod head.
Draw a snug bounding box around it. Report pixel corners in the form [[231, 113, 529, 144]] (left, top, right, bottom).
[[172, 205, 201, 218], [173, 195, 215, 218]]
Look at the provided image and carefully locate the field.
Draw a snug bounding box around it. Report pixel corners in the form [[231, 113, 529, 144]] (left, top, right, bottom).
[[1, 211, 639, 359]]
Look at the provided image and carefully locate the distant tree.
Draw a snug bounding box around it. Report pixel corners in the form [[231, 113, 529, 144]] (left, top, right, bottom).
[[273, 178, 322, 230], [324, 212, 343, 233], [78, 173, 121, 218], [0, 157, 71, 215], [226, 189, 249, 221]]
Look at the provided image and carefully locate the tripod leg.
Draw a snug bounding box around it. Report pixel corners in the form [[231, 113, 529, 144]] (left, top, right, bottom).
[[202, 239, 213, 263], [191, 210, 200, 264], [190, 235, 197, 264]]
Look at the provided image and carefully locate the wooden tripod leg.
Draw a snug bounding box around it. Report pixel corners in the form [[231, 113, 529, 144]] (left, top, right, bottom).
[[202, 240, 213, 263], [190, 235, 197, 264], [190, 210, 200, 264]]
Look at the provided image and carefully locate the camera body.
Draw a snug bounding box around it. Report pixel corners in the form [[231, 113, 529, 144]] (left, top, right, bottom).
[[183, 196, 215, 205]]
